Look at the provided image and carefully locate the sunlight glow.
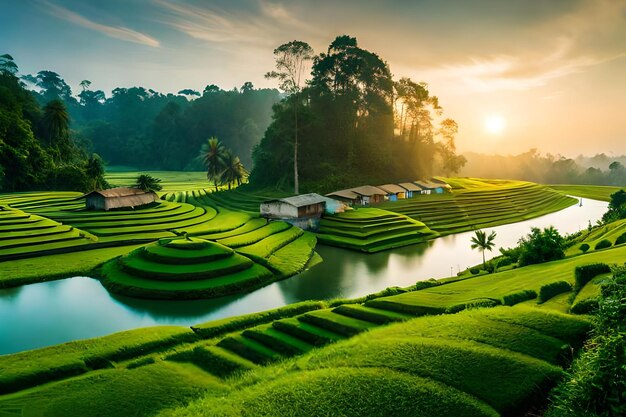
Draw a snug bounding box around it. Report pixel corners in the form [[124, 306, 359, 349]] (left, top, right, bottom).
[[485, 115, 505, 135]]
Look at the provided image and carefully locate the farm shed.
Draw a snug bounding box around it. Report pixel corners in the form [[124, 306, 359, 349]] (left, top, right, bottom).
[[398, 182, 422, 198], [349, 186, 387, 205], [430, 178, 453, 192], [326, 189, 360, 205], [85, 187, 158, 211], [260, 193, 327, 220], [376, 184, 407, 201]]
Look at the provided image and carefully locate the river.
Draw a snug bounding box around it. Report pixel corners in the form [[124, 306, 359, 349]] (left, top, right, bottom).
[[0, 197, 607, 355]]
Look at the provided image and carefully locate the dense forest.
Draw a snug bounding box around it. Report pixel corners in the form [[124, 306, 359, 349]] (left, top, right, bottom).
[[23, 74, 279, 170], [0, 54, 107, 192], [250, 35, 466, 192]]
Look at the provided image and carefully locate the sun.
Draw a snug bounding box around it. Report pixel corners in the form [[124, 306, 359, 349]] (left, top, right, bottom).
[[485, 115, 506, 135]]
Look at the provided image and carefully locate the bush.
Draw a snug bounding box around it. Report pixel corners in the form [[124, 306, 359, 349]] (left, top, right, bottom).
[[470, 267, 480, 275], [579, 243, 590, 253], [574, 263, 611, 291], [570, 298, 599, 315], [518, 227, 566, 267], [615, 232, 626, 246], [594, 239, 612, 250], [501, 289, 537, 306], [539, 281, 572, 303]]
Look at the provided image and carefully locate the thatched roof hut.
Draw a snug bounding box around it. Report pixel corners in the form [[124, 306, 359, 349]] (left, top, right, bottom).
[[85, 187, 158, 211]]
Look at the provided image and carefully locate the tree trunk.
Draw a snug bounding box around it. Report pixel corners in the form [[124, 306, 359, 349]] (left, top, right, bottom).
[[294, 94, 299, 195], [482, 251, 486, 270]]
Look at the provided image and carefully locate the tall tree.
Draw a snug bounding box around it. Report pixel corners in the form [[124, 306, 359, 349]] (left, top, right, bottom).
[[0, 54, 18, 76], [42, 99, 73, 162], [470, 229, 497, 269], [200, 137, 226, 191], [266, 40, 314, 194]]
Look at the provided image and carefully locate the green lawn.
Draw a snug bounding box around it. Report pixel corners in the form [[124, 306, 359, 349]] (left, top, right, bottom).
[[548, 184, 624, 201]]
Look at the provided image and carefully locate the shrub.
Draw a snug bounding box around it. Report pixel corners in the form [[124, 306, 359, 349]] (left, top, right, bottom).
[[579, 243, 590, 253], [538, 281, 572, 303], [594, 239, 612, 250], [470, 267, 480, 275], [574, 263, 611, 291], [502, 289, 537, 306], [615, 232, 626, 246], [570, 298, 599, 315], [518, 227, 566, 267]]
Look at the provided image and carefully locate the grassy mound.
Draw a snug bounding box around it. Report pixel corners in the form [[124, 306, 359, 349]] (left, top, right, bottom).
[[316, 207, 439, 252], [176, 367, 499, 417], [378, 179, 576, 235], [100, 237, 274, 299]]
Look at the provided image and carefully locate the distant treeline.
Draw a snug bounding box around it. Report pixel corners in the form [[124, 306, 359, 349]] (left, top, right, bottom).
[[460, 150, 626, 185], [21, 71, 280, 170]]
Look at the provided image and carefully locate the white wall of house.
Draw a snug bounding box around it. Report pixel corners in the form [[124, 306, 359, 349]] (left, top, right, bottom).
[[260, 202, 299, 218]]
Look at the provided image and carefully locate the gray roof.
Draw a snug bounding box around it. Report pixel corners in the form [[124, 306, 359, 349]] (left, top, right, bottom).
[[265, 193, 327, 208], [377, 184, 407, 194], [326, 189, 360, 200], [349, 185, 387, 196], [398, 182, 422, 192], [414, 180, 441, 189]]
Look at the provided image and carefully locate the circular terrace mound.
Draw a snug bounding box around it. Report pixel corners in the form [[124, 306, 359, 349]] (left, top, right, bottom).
[[100, 236, 273, 299]]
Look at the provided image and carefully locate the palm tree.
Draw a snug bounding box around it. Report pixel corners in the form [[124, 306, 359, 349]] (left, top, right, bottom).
[[199, 137, 226, 191], [134, 174, 162, 192], [220, 150, 248, 190], [470, 229, 497, 270], [42, 99, 72, 162]]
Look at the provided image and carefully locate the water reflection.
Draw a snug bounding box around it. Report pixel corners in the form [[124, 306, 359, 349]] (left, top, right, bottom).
[[0, 197, 608, 355]]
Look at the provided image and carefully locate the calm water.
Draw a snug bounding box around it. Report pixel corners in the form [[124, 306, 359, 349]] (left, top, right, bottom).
[[0, 197, 607, 355]]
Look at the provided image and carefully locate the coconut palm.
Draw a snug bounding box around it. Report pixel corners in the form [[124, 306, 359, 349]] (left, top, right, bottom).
[[199, 137, 226, 191], [220, 150, 248, 190], [134, 174, 162, 192], [470, 229, 497, 270], [42, 99, 72, 161]]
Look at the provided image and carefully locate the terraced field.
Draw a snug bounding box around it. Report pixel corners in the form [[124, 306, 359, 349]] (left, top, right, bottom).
[[378, 179, 577, 235], [4, 230, 620, 416], [0, 275, 592, 416], [0, 186, 317, 296], [0, 203, 95, 261], [316, 207, 439, 252], [162, 187, 290, 213], [101, 237, 274, 299]]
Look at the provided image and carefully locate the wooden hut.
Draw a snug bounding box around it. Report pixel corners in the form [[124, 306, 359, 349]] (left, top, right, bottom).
[[85, 187, 158, 211], [413, 180, 434, 195], [377, 184, 407, 201], [260, 193, 327, 220], [398, 182, 422, 198], [349, 186, 387, 205]]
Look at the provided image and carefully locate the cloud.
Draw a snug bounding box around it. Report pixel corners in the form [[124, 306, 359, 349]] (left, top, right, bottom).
[[418, 0, 626, 93], [155, 0, 319, 48], [40, 1, 160, 47]]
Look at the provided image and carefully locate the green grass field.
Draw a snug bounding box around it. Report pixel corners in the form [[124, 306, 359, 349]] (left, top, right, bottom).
[[548, 184, 624, 201]]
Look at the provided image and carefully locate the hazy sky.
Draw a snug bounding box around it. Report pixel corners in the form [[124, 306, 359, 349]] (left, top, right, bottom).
[[1, 0, 625, 156]]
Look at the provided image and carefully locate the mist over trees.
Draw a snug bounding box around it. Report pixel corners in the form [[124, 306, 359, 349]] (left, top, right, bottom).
[[250, 35, 466, 192], [20, 69, 280, 170], [460, 150, 626, 186]]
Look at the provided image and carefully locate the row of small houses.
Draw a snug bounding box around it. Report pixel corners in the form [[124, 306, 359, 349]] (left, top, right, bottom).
[[327, 179, 451, 205]]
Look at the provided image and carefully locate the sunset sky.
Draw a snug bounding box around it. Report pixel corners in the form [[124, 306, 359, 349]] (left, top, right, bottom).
[[1, 0, 625, 156]]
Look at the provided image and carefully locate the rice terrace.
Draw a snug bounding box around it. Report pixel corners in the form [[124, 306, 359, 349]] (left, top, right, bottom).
[[1, 2, 626, 417]]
